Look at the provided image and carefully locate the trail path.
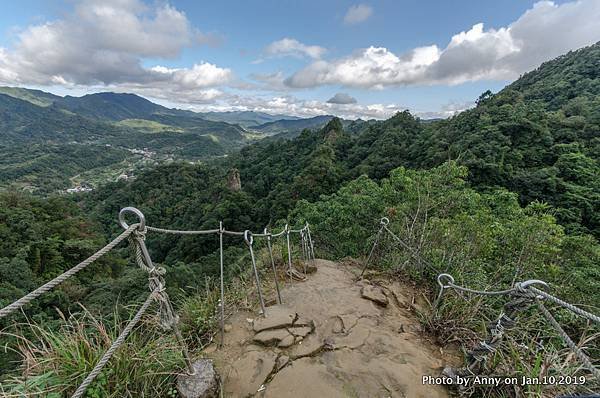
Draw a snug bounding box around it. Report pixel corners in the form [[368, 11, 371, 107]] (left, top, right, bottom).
[[204, 259, 456, 397]]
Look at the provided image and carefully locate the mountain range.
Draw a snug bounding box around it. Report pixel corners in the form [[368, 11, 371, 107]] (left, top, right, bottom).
[[0, 87, 347, 192]]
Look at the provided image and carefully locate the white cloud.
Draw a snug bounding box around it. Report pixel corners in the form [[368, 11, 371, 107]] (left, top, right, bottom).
[[263, 38, 327, 59], [0, 0, 231, 92], [287, 0, 600, 88], [150, 63, 232, 89], [344, 4, 373, 25], [286, 45, 441, 88], [0, 49, 18, 82]]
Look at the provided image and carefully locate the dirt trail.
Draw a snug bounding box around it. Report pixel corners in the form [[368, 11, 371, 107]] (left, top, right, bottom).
[[204, 259, 456, 397]]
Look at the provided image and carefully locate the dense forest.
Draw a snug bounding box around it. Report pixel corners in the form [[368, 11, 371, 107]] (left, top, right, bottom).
[[0, 42, 599, 396]]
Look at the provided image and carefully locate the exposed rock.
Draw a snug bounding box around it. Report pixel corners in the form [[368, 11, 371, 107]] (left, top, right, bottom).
[[224, 350, 276, 397], [226, 168, 241, 191], [254, 329, 292, 346], [387, 283, 410, 307], [253, 306, 297, 332], [294, 317, 314, 328], [332, 318, 344, 334], [289, 334, 324, 359], [330, 317, 374, 349], [336, 314, 359, 333], [224, 324, 233, 333], [264, 357, 347, 398], [361, 285, 389, 307], [275, 355, 290, 371], [286, 268, 308, 281], [323, 337, 335, 351], [278, 334, 296, 348], [288, 326, 312, 338], [208, 259, 455, 398], [406, 323, 423, 333], [176, 359, 220, 398]]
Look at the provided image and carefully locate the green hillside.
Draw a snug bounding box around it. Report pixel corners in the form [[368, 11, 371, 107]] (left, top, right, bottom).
[[0, 86, 61, 107], [198, 110, 301, 127], [54, 92, 167, 121], [252, 115, 336, 135]]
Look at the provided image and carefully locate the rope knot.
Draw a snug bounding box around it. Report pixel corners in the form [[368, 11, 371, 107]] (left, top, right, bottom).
[[513, 282, 533, 297], [513, 279, 549, 300], [132, 226, 147, 240]]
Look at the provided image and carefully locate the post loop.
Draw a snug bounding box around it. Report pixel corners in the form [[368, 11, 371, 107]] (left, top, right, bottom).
[[437, 273, 455, 289], [519, 279, 549, 290], [244, 230, 254, 246], [119, 207, 146, 230]]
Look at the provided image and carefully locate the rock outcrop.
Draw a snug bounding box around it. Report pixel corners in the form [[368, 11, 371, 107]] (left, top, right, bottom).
[[226, 168, 241, 191], [176, 359, 220, 398]]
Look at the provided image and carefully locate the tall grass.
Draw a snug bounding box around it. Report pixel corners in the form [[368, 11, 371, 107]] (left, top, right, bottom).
[[1, 303, 185, 397]]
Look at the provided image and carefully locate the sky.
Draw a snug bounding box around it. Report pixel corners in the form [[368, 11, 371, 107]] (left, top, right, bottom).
[[1, 0, 599, 119]]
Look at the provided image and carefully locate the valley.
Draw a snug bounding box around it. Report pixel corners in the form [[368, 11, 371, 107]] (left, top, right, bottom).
[[0, 87, 340, 194]]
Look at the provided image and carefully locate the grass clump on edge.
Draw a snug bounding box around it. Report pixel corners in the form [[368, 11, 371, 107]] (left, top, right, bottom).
[[1, 303, 185, 398]]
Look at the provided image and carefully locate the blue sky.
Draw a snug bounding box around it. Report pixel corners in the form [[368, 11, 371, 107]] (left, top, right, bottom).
[[0, 0, 598, 119]]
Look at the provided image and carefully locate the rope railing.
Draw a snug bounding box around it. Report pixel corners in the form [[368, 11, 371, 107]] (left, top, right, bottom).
[[0, 224, 138, 319], [436, 274, 600, 379], [362, 216, 599, 382], [142, 219, 315, 345], [0, 206, 316, 397]]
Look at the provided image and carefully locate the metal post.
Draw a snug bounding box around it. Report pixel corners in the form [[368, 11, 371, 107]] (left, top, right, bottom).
[[219, 221, 225, 347], [166, 298, 195, 374], [285, 224, 293, 283], [359, 217, 389, 278], [265, 227, 283, 304], [300, 230, 307, 273], [306, 223, 315, 262], [245, 231, 266, 316]]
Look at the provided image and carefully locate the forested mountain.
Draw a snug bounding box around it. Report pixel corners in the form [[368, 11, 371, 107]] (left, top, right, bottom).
[[251, 114, 337, 135], [0, 87, 367, 193], [0, 86, 61, 106], [198, 110, 301, 127], [4, 40, 599, 284], [413, 43, 600, 237], [55, 92, 167, 121], [78, 43, 600, 244]]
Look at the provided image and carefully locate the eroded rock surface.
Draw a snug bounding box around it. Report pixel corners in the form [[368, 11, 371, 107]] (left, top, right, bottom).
[[361, 284, 389, 307], [252, 306, 297, 332], [224, 349, 276, 397], [206, 259, 456, 398]]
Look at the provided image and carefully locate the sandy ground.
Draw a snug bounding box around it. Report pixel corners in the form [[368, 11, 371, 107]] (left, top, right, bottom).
[[203, 259, 457, 398]]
